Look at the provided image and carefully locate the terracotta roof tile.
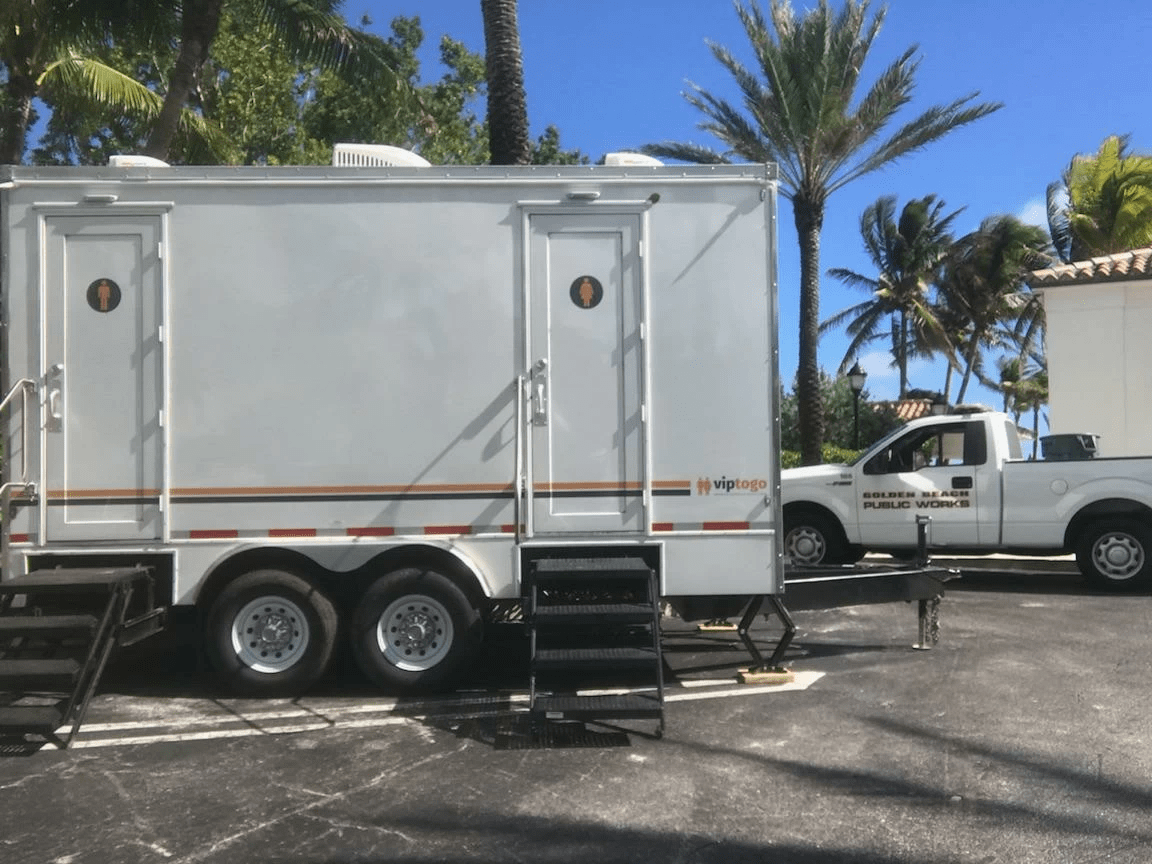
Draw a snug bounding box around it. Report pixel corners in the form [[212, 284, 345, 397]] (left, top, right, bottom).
[[1029, 247, 1152, 287]]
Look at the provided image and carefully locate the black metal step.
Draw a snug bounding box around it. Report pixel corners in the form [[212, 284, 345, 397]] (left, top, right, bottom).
[[533, 603, 655, 623], [0, 566, 152, 595], [531, 557, 652, 579], [534, 646, 658, 670], [0, 704, 64, 734], [0, 658, 81, 688], [533, 692, 663, 720], [0, 615, 98, 640]]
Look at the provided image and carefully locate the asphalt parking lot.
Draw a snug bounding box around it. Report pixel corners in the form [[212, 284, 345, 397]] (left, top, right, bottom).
[[1, 564, 1149, 864]]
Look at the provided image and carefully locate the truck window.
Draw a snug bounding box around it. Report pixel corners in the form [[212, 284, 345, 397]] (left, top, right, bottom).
[[1001, 418, 1024, 460], [863, 421, 985, 475]]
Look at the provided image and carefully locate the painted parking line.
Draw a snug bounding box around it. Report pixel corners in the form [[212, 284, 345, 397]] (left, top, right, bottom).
[[64, 672, 824, 749]]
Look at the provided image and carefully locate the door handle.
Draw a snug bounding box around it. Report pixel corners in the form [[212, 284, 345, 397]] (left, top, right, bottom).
[[952, 475, 973, 490], [47, 363, 64, 431], [530, 359, 548, 426]]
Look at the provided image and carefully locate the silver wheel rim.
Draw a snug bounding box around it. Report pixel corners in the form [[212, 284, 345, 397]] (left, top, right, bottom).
[[1092, 531, 1144, 581], [375, 594, 454, 671], [786, 526, 826, 565], [231, 595, 311, 673]]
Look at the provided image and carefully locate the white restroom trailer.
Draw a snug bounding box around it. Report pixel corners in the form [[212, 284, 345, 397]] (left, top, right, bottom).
[[0, 159, 782, 697]]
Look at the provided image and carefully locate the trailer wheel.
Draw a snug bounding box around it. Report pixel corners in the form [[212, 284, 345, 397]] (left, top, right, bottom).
[[205, 570, 339, 697], [783, 512, 845, 566], [351, 568, 482, 693], [1075, 519, 1152, 591]]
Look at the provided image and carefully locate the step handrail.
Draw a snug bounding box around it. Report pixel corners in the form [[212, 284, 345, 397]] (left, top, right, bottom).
[[0, 378, 38, 501]]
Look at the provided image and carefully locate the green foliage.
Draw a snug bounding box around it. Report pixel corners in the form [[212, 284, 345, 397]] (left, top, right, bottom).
[[301, 17, 489, 165], [779, 370, 902, 455], [780, 445, 863, 470], [27, 6, 586, 168], [823, 194, 961, 397], [939, 215, 1052, 402], [642, 0, 1001, 466], [1047, 135, 1152, 263]]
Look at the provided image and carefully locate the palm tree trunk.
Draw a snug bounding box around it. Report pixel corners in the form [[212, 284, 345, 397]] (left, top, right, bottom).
[[956, 341, 980, 403], [481, 0, 530, 165], [1, 72, 36, 165], [898, 310, 908, 398], [794, 199, 825, 466], [144, 0, 224, 161]]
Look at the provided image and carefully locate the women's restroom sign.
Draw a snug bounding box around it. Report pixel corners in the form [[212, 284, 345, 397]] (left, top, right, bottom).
[[569, 275, 603, 309]]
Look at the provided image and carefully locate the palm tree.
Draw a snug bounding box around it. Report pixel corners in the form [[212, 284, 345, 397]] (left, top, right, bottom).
[[143, 0, 402, 161], [1047, 135, 1152, 263], [939, 215, 1051, 403], [480, 0, 530, 165], [823, 194, 960, 398], [644, 0, 1000, 464], [1, 0, 204, 164]]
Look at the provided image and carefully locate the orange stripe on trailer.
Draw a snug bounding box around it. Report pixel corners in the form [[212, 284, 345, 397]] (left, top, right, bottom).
[[268, 528, 317, 538], [346, 526, 396, 537], [424, 525, 473, 535], [702, 521, 750, 531], [8, 533, 31, 543], [651, 522, 675, 532], [189, 529, 240, 539]]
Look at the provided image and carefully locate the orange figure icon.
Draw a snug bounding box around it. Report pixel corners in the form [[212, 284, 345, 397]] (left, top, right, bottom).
[[579, 277, 594, 307], [97, 280, 111, 312]]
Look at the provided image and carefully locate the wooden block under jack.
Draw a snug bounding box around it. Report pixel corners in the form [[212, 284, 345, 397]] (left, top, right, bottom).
[[697, 620, 737, 632], [738, 667, 796, 685]]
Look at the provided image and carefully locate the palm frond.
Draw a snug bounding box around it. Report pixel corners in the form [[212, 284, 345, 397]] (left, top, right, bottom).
[[40, 53, 230, 161]]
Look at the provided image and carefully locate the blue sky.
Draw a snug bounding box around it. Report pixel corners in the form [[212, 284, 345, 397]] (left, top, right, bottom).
[[363, 0, 1152, 420]]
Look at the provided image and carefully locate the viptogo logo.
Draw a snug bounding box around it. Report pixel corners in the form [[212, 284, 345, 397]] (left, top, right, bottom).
[[696, 476, 769, 495]]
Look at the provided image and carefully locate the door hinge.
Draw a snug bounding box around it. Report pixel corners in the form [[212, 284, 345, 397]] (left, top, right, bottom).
[[157, 241, 164, 260]]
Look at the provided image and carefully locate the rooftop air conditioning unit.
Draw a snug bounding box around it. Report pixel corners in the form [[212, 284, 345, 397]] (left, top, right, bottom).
[[332, 144, 431, 167], [604, 152, 664, 167], [109, 154, 170, 167]]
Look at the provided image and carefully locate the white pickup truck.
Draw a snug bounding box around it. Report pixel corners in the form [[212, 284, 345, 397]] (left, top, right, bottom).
[[781, 410, 1152, 590]]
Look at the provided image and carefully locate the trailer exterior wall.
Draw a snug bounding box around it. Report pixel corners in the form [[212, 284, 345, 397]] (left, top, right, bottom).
[[1, 164, 781, 608]]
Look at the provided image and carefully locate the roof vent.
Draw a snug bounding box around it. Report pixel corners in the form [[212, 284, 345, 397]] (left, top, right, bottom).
[[109, 154, 169, 167], [332, 143, 431, 167], [604, 152, 663, 167]]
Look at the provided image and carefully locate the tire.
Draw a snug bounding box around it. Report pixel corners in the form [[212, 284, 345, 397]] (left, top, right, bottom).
[[205, 569, 339, 697], [1075, 519, 1152, 591], [351, 568, 483, 693], [783, 511, 846, 566]]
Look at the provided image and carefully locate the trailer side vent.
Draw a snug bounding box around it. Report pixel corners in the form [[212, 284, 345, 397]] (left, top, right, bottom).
[[332, 143, 431, 167]]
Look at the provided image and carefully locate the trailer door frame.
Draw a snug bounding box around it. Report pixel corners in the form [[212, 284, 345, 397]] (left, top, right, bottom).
[[36, 206, 170, 544], [522, 203, 652, 537]]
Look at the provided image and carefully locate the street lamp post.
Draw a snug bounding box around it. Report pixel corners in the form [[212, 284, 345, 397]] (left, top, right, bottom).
[[847, 361, 868, 449]]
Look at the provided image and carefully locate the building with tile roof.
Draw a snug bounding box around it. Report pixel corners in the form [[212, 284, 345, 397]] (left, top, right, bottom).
[[1030, 247, 1152, 457]]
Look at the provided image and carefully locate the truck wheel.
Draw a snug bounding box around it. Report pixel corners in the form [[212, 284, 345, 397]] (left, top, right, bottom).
[[351, 568, 482, 693], [784, 512, 845, 566], [1076, 519, 1152, 591], [205, 570, 339, 697]]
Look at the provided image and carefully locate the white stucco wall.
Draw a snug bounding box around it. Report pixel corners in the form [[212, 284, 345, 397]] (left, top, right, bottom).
[[1041, 278, 1152, 457]]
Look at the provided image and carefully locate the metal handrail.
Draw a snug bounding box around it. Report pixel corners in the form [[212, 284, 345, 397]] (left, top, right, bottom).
[[0, 378, 38, 501]]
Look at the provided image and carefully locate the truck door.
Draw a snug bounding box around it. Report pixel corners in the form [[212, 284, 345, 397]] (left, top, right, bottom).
[[855, 420, 983, 547], [43, 215, 164, 542], [526, 213, 646, 534]]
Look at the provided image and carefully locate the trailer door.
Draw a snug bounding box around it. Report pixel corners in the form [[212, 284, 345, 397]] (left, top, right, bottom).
[[43, 215, 164, 542], [527, 213, 646, 534]]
